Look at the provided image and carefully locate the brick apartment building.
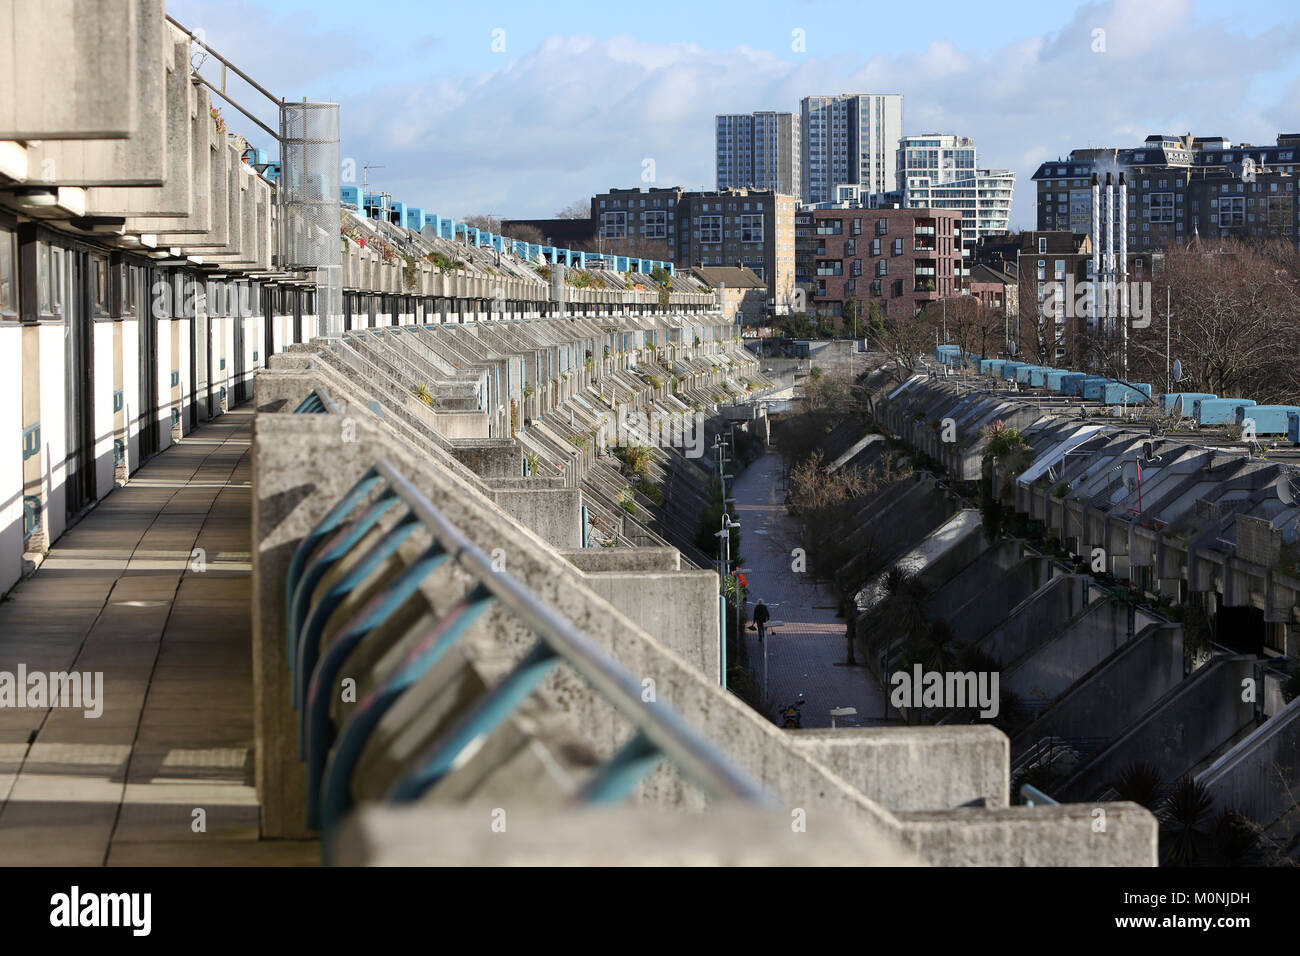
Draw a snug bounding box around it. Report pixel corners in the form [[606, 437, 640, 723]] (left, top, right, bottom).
[[1032, 133, 1300, 251], [590, 187, 798, 313], [795, 206, 963, 321], [970, 230, 1173, 367]]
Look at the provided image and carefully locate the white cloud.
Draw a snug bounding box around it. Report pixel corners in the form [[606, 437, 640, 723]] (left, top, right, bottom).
[[177, 0, 1300, 228]]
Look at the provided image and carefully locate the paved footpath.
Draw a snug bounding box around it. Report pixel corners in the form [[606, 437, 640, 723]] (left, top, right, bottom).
[[0, 407, 316, 866], [731, 451, 901, 728]]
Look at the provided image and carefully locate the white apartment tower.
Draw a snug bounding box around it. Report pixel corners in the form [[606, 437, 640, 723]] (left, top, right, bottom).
[[715, 112, 801, 198], [800, 93, 902, 204], [897, 133, 1015, 271]]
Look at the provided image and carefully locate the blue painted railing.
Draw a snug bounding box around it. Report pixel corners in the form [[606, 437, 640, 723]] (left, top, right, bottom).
[[294, 387, 339, 414], [282, 452, 771, 849]]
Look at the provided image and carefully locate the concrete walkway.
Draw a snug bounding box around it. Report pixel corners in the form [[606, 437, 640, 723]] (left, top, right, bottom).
[[0, 407, 316, 866], [732, 451, 900, 728]]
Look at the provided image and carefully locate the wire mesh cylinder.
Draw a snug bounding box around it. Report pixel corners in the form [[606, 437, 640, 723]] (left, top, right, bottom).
[[280, 101, 342, 335]]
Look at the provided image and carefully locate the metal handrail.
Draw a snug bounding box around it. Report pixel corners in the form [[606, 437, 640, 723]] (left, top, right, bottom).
[[1020, 784, 1059, 807], [294, 386, 339, 415], [284, 457, 772, 836], [370, 461, 771, 804]]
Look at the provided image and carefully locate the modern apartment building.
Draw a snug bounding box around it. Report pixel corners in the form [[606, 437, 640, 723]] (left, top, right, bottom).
[[715, 111, 801, 197], [800, 94, 902, 204], [794, 206, 963, 321], [1032, 133, 1300, 250], [896, 134, 1016, 262]]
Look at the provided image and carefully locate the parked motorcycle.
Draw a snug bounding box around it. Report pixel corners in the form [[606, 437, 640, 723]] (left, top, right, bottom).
[[778, 699, 805, 729]]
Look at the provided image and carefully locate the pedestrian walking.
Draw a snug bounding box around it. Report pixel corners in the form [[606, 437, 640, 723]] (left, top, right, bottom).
[[753, 600, 770, 642]]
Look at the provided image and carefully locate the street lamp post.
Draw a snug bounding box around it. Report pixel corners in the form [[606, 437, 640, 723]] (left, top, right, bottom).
[[762, 620, 784, 703], [716, 513, 740, 687]]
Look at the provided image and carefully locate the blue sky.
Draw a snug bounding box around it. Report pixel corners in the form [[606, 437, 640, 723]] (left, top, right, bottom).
[[171, 0, 1300, 228]]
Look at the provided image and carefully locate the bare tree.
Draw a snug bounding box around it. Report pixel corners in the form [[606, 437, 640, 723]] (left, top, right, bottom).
[[461, 213, 501, 233], [869, 306, 942, 375], [1081, 238, 1300, 404], [573, 234, 672, 261], [555, 199, 592, 219], [501, 223, 546, 245], [938, 296, 1006, 372]]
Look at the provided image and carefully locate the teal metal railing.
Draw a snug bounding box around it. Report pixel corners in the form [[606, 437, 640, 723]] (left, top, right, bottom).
[[282, 448, 771, 847], [294, 386, 339, 414]]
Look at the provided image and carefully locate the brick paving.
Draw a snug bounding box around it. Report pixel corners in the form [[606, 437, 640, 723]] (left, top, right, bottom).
[[731, 451, 901, 728]]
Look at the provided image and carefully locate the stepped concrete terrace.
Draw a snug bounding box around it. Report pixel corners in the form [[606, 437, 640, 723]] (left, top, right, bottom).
[[866, 358, 1300, 822], [242, 332, 1157, 866]]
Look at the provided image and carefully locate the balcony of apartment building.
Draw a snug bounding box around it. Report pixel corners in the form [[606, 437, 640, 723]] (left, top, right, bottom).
[[914, 263, 938, 296]]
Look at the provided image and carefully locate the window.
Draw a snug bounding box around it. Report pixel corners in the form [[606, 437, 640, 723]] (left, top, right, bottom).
[[845, 239, 855, 257], [875, 218, 888, 236], [90, 254, 110, 316], [1220, 196, 1246, 227], [699, 215, 722, 244], [1037, 237, 1047, 254], [876, 259, 887, 276], [870, 279, 882, 296], [0, 227, 14, 315], [37, 241, 63, 316], [740, 214, 764, 243], [851, 218, 862, 236], [870, 238, 880, 256], [118, 262, 138, 318], [851, 259, 862, 277], [644, 210, 667, 239], [601, 211, 626, 239], [892, 238, 903, 256]]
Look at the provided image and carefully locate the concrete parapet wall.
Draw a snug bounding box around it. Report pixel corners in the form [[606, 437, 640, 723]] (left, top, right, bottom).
[[490, 487, 583, 549], [790, 726, 1009, 811], [1003, 601, 1152, 702], [1057, 656, 1258, 802], [560, 548, 681, 572], [975, 574, 1094, 666], [1196, 694, 1300, 831], [897, 803, 1156, 866], [333, 805, 918, 866], [1012, 623, 1185, 752]]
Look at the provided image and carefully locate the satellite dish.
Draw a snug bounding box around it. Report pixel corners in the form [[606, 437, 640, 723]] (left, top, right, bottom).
[[1171, 394, 1185, 419], [1172, 359, 1183, 383], [1007, 340, 1018, 357], [1278, 474, 1300, 506]]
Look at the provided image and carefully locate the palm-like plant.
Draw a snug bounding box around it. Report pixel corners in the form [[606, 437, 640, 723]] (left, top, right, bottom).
[[906, 619, 958, 674], [411, 383, 433, 406], [1111, 761, 1162, 810], [1160, 775, 1215, 866]]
